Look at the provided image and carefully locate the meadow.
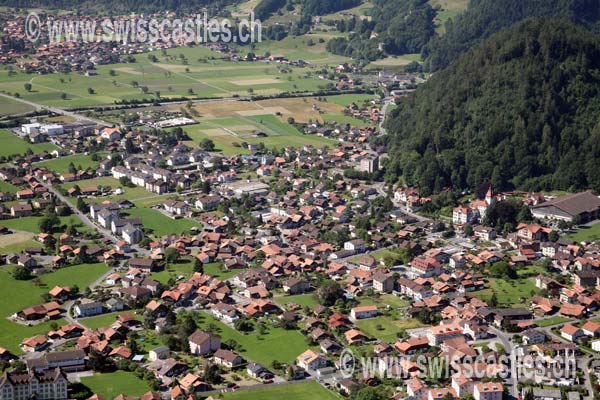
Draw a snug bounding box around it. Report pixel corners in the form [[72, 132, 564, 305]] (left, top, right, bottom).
[[81, 371, 151, 399], [0, 129, 58, 157], [37, 153, 105, 174], [195, 313, 314, 366]]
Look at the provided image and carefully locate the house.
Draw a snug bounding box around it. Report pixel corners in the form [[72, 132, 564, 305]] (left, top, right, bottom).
[[373, 271, 394, 293], [163, 200, 190, 216], [149, 346, 170, 361], [344, 239, 365, 253], [350, 305, 378, 321], [474, 382, 503, 400], [560, 324, 584, 342], [188, 330, 221, 355], [11, 203, 33, 217], [296, 349, 327, 371], [74, 301, 103, 317], [522, 329, 546, 345], [406, 377, 428, 400], [213, 349, 244, 368], [283, 279, 311, 294], [247, 362, 273, 381], [128, 258, 157, 272], [453, 205, 476, 225], [582, 321, 600, 337], [20, 335, 49, 352]]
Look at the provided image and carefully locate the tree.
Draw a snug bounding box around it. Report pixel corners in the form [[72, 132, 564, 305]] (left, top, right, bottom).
[[463, 224, 474, 236], [88, 350, 107, 372], [489, 292, 498, 307], [39, 212, 60, 233], [203, 363, 221, 384], [314, 280, 342, 306], [164, 247, 180, 264], [193, 258, 203, 273], [200, 138, 215, 151], [87, 88, 95, 94], [24, 83, 32, 91], [76, 197, 89, 213], [13, 266, 32, 281], [60, 92, 67, 100]]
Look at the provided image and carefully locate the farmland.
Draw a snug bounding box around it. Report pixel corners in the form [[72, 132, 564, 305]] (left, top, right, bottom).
[[0, 46, 342, 109], [37, 153, 104, 174]]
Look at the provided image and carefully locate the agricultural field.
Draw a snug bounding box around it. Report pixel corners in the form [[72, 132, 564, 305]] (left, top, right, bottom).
[[81, 371, 152, 399], [0, 46, 341, 108], [0, 129, 58, 157], [0, 232, 38, 254], [429, 0, 469, 33], [0, 263, 109, 353], [0, 95, 35, 116], [221, 382, 340, 400]]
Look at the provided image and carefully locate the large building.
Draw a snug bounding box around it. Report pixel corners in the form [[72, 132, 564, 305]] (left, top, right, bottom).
[[0, 368, 68, 400], [531, 191, 600, 222]]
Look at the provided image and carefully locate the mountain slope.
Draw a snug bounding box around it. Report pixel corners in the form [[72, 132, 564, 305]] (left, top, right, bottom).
[[423, 0, 600, 71], [385, 18, 600, 195]]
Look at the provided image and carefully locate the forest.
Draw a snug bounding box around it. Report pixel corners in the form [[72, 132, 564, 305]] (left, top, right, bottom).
[[423, 0, 600, 71], [384, 18, 600, 195]]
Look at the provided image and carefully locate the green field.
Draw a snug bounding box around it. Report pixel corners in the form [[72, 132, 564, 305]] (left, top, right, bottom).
[[356, 316, 426, 342], [0, 129, 58, 157], [275, 293, 319, 309], [37, 153, 104, 174], [151, 260, 237, 284], [181, 114, 337, 156], [0, 96, 35, 116], [567, 223, 600, 243], [0, 46, 339, 108], [221, 382, 339, 400], [80, 312, 142, 331], [472, 277, 539, 307], [0, 263, 109, 353], [196, 314, 313, 366], [61, 177, 152, 202], [0, 215, 93, 235], [123, 208, 198, 237], [81, 371, 151, 398], [536, 316, 573, 328]]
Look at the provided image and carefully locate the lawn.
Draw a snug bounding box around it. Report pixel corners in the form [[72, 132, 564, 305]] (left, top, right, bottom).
[[81, 312, 142, 331], [275, 293, 318, 309], [567, 222, 600, 243], [472, 277, 539, 307], [200, 261, 239, 281], [356, 315, 426, 342], [536, 316, 573, 328], [0, 263, 109, 353], [123, 208, 198, 237], [196, 314, 312, 366], [221, 381, 339, 400], [0, 214, 92, 235], [0, 129, 58, 157], [81, 371, 151, 398], [37, 153, 104, 174]]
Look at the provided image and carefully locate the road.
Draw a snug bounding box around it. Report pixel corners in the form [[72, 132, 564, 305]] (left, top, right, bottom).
[[488, 327, 518, 399], [379, 98, 394, 135], [0, 92, 111, 127]]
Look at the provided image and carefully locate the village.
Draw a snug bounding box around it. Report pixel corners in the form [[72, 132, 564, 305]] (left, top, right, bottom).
[[0, 4, 600, 400], [0, 92, 600, 400]]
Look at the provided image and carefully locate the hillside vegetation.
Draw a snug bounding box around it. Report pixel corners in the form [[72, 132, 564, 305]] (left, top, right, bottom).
[[385, 19, 600, 195], [423, 0, 600, 71]]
